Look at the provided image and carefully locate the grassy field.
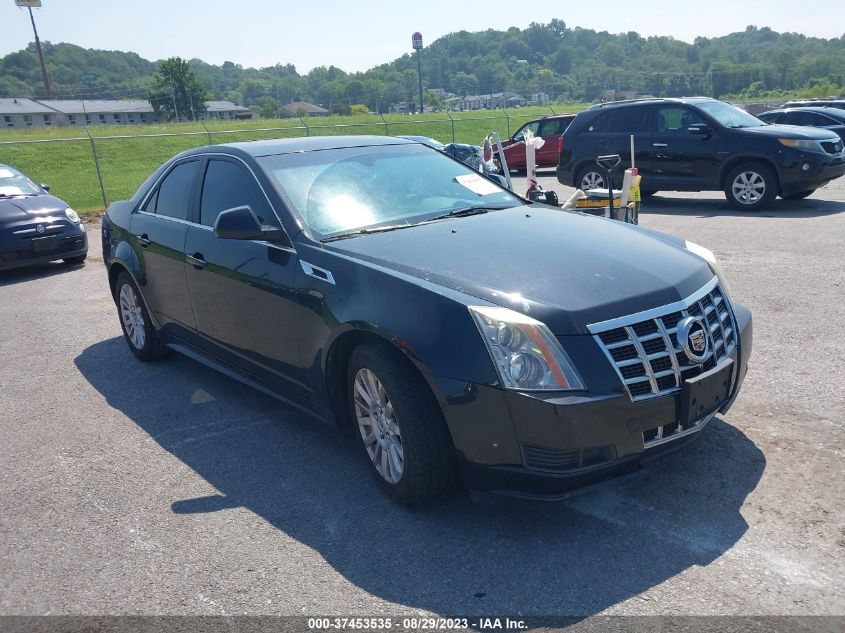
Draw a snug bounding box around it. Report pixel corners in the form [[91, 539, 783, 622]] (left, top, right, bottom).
[[0, 105, 588, 215]]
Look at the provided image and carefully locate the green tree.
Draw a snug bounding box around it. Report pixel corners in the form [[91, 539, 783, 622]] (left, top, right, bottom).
[[149, 57, 208, 121]]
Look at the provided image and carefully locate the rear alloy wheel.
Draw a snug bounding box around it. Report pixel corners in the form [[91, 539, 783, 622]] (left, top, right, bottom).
[[348, 342, 456, 505], [724, 163, 777, 210], [577, 168, 605, 191], [115, 272, 167, 362], [781, 189, 816, 200]]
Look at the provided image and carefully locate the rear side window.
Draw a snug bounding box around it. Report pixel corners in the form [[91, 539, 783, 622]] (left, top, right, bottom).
[[759, 112, 782, 124], [585, 112, 610, 133], [145, 160, 200, 221], [200, 159, 274, 227], [609, 107, 652, 133], [538, 118, 565, 137]]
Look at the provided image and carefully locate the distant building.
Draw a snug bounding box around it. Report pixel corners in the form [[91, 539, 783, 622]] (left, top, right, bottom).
[[0, 98, 58, 128], [281, 101, 330, 117], [202, 101, 253, 121], [37, 99, 155, 126], [0, 98, 253, 128], [451, 91, 526, 111]]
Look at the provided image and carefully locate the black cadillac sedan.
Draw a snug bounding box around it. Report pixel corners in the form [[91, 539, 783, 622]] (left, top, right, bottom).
[[102, 136, 752, 505], [0, 163, 88, 270]]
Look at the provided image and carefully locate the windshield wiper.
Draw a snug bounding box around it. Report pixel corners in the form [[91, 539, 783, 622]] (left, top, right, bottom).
[[425, 205, 509, 222], [322, 223, 412, 242]]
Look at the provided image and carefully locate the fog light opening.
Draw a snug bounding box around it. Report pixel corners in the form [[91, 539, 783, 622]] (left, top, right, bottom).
[[802, 163, 811, 171]]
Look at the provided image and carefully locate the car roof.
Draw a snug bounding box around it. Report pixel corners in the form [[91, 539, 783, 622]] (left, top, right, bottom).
[[207, 135, 416, 157], [587, 96, 716, 110], [762, 107, 845, 119]]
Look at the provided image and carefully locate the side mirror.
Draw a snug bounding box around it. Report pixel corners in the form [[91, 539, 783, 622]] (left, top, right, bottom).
[[40, 183, 50, 192], [689, 123, 712, 137], [214, 205, 283, 242]]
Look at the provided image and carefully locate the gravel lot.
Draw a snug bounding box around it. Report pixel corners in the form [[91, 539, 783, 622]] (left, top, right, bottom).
[[0, 174, 843, 621]]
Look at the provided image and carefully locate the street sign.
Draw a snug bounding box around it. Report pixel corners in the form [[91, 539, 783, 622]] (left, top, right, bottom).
[[412, 32, 423, 50], [15, 1, 43, 7], [80, 73, 97, 82]]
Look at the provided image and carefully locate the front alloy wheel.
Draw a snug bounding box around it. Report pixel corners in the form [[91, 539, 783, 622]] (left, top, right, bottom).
[[725, 163, 776, 210], [119, 283, 146, 351], [354, 368, 404, 484], [114, 272, 167, 362], [347, 342, 456, 505]]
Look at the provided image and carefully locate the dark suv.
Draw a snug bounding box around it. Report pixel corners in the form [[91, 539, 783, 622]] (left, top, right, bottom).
[[556, 97, 845, 210]]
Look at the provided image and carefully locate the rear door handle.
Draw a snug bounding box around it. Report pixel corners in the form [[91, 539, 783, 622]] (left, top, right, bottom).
[[136, 233, 151, 247], [186, 253, 207, 269], [652, 143, 668, 148]]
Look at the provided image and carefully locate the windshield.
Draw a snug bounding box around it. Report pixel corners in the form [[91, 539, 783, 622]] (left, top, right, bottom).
[[696, 101, 766, 129], [258, 143, 520, 238], [0, 167, 41, 197]]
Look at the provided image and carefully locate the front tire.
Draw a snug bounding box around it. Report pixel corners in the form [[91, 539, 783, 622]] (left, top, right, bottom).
[[115, 272, 167, 362], [577, 167, 605, 191], [724, 163, 777, 210], [347, 342, 456, 506]]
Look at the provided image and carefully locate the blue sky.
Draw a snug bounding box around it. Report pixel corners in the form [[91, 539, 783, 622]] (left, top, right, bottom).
[[1, 0, 843, 73]]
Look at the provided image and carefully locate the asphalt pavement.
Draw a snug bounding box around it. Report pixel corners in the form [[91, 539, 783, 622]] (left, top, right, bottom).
[[0, 176, 843, 620]]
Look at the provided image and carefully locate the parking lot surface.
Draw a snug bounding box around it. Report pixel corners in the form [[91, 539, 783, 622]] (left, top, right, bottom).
[[1, 176, 843, 618]]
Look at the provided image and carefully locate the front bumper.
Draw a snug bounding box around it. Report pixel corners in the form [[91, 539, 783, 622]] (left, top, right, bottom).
[[0, 222, 88, 271], [777, 148, 845, 196], [428, 302, 752, 501]]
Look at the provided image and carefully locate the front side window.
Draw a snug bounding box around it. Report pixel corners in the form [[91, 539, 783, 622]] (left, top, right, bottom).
[[513, 121, 539, 141], [145, 161, 200, 221], [656, 106, 705, 133], [200, 160, 273, 227], [258, 143, 520, 238]]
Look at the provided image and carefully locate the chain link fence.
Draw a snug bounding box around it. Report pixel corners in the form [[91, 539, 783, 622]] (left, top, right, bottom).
[[0, 107, 564, 213]]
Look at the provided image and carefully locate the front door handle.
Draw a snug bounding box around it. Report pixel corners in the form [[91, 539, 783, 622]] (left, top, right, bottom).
[[186, 253, 207, 269], [652, 142, 668, 148], [136, 233, 151, 247]]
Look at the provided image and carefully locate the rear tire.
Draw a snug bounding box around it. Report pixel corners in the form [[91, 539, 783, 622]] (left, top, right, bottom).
[[781, 189, 815, 200], [577, 167, 605, 191], [724, 163, 777, 211], [114, 272, 168, 362], [347, 342, 456, 506], [63, 254, 87, 265]]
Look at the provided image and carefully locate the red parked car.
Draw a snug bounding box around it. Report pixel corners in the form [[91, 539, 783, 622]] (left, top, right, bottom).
[[495, 114, 577, 172]]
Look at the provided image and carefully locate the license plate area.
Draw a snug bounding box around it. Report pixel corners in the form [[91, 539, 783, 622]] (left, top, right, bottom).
[[31, 235, 59, 252], [680, 358, 734, 426]]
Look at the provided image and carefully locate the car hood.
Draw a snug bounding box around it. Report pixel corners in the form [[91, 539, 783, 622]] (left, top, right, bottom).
[[739, 124, 840, 141], [326, 206, 715, 334], [0, 194, 67, 224]]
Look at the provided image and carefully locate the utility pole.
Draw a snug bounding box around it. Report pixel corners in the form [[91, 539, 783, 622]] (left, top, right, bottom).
[[411, 32, 424, 115], [169, 78, 179, 121], [24, 4, 52, 99]]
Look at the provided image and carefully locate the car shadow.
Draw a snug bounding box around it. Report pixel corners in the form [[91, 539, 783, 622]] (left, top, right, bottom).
[[75, 337, 765, 618], [643, 194, 845, 218], [0, 260, 85, 287]]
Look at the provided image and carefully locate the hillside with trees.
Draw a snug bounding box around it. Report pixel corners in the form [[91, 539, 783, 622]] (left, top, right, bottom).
[[1, 23, 844, 114]]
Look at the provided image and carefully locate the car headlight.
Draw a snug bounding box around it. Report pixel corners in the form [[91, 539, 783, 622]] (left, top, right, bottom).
[[778, 138, 827, 153], [469, 306, 585, 391], [64, 207, 80, 223], [685, 240, 732, 297]]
